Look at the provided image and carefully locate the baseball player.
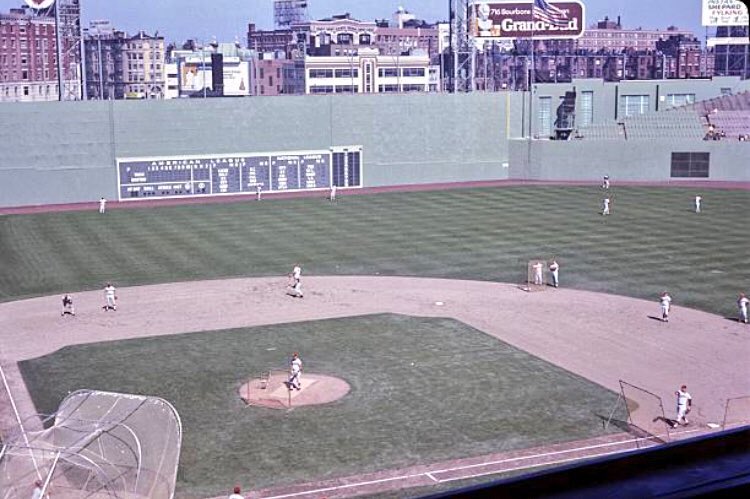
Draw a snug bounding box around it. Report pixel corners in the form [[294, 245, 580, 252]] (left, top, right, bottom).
[[228, 485, 244, 499], [286, 352, 303, 390], [549, 260, 560, 288], [256, 184, 262, 201], [61, 294, 75, 316], [694, 195, 702, 213], [602, 175, 610, 189], [292, 264, 302, 284], [99, 197, 107, 214], [738, 293, 749, 324], [103, 282, 117, 311], [532, 261, 543, 285], [660, 291, 672, 322], [673, 385, 692, 427], [601, 197, 610, 216], [330, 184, 337, 202]]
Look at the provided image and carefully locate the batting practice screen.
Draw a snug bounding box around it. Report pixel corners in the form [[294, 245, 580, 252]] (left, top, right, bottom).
[[117, 146, 363, 201]]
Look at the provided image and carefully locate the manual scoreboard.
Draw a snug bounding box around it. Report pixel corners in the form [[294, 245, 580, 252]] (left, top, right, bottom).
[[117, 146, 362, 201]]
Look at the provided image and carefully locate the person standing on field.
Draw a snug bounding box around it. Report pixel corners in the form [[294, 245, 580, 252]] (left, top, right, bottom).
[[256, 184, 262, 201], [673, 385, 692, 427], [330, 184, 337, 202], [99, 197, 107, 214], [694, 195, 702, 213], [61, 294, 75, 316], [660, 291, 672, 322], [103, 283, 117, 311], [602, 175, 610, 189], [738, 293, 749, 324], [602, 197, 610, 215], [228, 485, 244, 499], [287, 352, 303, 390], [549, 260, 560, 287]]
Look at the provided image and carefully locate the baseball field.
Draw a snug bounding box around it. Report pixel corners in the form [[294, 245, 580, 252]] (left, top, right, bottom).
[[1, 183, 749, 498]]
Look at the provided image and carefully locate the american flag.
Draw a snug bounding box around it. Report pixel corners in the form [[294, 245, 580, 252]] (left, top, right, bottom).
[[532, 0, 569, 27]]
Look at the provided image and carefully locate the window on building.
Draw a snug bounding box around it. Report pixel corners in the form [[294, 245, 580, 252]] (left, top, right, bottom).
[[23, 86, 29, 96], [335, 85, 357, 93], [666, 93, 695, 107], [259, 67, 264, 78], [334, 68, 358, 78], [402, 68, 425, 77], [269, 76, 273, 86], [619, 94, 650, 117], [671, 152, 709, 178], [21, 70, 27, 80], [309, 68, 333, 78], [337, 33, 353, 45], [310, 85, 334, 94], [378, 84, 399, 93], [402, 84, 424, 92], [579, 90, 594, 127], [378, 68, 399, 78]]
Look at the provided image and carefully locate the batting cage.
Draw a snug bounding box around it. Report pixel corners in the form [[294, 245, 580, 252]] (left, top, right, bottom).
[[0, 390, 182, 498], [722, 395, 750, 430], [618, 380, 671, 444]]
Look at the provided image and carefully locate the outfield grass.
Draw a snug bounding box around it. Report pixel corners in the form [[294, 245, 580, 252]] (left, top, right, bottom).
[[1, 186, 747, 316], [19, 314, 626, 498]]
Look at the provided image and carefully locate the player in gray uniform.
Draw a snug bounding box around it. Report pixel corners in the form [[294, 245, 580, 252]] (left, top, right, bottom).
[[286, 352, 303, 390], [61, 294, 75, 316]]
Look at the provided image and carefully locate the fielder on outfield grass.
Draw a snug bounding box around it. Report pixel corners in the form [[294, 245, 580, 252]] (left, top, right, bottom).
[[549, 260, 560, 287], [103, 283, 117, 311]]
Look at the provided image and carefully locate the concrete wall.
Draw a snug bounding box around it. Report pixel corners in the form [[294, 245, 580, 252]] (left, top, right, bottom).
[[0, 92, 519, 207], [508, 138, 750, 181]]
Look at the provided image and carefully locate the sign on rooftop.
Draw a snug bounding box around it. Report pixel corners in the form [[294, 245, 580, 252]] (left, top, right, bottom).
[[702, 0, 749, 26], [471, 1, 585, 40], [24, 0, 55, 9]]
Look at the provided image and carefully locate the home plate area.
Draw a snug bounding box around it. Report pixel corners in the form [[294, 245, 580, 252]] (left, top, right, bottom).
[[239, 372, 351, 409]]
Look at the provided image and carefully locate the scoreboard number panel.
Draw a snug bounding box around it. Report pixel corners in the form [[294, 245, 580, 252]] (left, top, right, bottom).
[[117, 146, 361, 201]]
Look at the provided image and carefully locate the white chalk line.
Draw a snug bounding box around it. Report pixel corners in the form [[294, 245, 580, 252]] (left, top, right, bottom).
[[259, 429, 706, 499]]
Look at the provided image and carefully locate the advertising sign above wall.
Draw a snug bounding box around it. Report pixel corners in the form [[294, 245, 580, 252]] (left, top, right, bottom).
[[702, 0, 749, 26], [471, 1, 585, 40], [24, 0, 55, 9]]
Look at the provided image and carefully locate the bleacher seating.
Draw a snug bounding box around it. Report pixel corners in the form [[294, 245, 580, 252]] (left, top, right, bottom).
[[623, 111, 706, 140]]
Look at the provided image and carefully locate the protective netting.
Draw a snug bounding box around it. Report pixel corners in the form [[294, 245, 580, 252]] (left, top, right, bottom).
[[0, 390, 182, 498], [722, 396, 750, 430], [620, 381, 670, 442]]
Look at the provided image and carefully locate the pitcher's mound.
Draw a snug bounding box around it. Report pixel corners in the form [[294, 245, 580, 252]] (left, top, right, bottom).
[[239, 373, 350, 409]]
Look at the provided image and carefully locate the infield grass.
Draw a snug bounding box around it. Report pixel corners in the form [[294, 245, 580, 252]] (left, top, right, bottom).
[[0, 185, 747, 316], [19, 314, 626, 498]]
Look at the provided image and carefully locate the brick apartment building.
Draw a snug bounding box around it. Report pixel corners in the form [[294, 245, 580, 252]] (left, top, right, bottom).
[[1, 8, 60, 102]]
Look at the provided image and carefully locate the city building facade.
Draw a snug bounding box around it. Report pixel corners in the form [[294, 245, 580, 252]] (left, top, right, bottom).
[[1, 8, 61, 102], [305, 47, 433, 94], [84, 28, 165, 100]]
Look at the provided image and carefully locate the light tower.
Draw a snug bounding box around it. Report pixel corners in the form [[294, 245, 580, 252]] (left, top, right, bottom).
[[449, 0, 473, 92], [23, 0, 82, 100], [274, 0, 309, 28]]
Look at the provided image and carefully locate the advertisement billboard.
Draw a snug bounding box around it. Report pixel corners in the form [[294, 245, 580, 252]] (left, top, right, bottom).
[[179, 57, 212, 94], [221, 58, 250, 97], [471, 1, 585, 40], [24, 0, 55, 9], [702, 0, 749, 26]]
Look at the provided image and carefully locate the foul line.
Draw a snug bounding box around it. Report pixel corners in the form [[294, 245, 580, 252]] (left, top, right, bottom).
[[259, 430, 704, 499]]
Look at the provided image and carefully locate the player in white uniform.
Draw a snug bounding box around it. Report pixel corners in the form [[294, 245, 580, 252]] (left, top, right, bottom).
[[532, 261, 543, 285], [602, 175, 610, 189], [61, 294, 75, 316], [103, 283, 117, 311], [287, 352, 303, 390], [673, 385, 692, 427], [694, 195, 702, 213], [660, 291, 672, 322], [549, 260, 560, 287], [228, 485, 244, 499], [99, 197, 107, 214], [256, 184, 262, 201], [738, 293, 749, 324], [602, 197, 610, 215], [330, 184, 337, 202], [292, 264, 301, 284]]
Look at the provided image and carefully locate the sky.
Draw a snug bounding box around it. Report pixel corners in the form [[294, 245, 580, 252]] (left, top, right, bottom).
[[0, 0, 711, 44]]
